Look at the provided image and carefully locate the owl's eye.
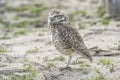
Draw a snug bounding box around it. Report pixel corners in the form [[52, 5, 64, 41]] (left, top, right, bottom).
[[55, 15, 61, 19], [55, 15, 59, 18], [56, 16, 59, 18]]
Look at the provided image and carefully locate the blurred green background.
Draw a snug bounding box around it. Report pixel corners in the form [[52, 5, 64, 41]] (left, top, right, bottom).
[[0, 0, 110, 39]]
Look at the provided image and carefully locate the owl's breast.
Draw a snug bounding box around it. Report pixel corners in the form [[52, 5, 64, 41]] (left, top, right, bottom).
[[52, 29, 67, 49], [51, 26, 74, 55], [52, 34, 74, 55]]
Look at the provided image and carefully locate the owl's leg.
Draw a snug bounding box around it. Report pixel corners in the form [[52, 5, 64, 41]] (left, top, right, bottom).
[[66, 56, 72, 67], [60, 56, 72, 71]]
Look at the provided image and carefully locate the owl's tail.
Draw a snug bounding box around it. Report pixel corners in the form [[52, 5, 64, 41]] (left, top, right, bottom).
[[78, 50, 93, 62]]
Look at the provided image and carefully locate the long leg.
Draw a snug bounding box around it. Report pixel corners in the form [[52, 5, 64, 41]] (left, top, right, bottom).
[[60, 56, 72, 71], [66, 56, 72, 67]]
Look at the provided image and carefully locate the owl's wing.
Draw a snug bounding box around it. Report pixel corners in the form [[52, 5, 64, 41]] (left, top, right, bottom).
[[65, 24, 92, 61]]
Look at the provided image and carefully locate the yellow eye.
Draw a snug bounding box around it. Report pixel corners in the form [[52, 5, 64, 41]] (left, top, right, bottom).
[[56, 16, 59, 18], [56, 16, 61, 20]]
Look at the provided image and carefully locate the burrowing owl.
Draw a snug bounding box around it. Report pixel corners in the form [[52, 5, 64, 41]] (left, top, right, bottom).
[[48, 9, 92, 68]]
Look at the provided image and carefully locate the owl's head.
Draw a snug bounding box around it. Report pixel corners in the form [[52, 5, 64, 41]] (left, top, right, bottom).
[[48, 9, 69, 24]]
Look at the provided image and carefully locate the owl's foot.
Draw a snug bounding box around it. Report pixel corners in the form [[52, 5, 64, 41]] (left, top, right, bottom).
[[59, 56, 72, 71]]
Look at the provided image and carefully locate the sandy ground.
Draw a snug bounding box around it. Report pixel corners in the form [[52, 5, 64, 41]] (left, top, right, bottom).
[[0, 0, 120, 80]]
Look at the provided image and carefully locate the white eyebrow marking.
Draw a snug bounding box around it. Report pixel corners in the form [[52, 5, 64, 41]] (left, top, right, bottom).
[[49, 13, 51, 16]]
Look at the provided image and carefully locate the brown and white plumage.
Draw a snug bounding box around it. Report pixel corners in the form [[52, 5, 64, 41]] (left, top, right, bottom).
[[48, 9, 92, 68]]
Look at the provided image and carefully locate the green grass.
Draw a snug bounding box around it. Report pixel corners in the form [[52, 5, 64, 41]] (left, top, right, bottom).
[[41, 28, 49, 32], [0, 46, 11, 52], [68, 10, 87, 20], [71, 60, 78, 65], [99, 58, 112, 65], [3, 66, 38, 80], [0, 18, 10, 25], [1, 26, 13, 39], [24, 64, 38, 77], [3, 64, 38, 80], [82, 70, 89, 74], [5, 5, 35, 11], [26, 47, 42, 53], [2, 33, 11, 39], [101, 18, 111, 25], [97, 6, 105, 17], [12, 18, 41, 27], [14, 29, 27, 35], [13, 16, 20, 20], [3, 74, 33, 80], [109, 64, 115, 72], [13, 21, 31, 27], [71, 60, 90, 67], [46, 62, 55, 69], [95, 68, 101, 74], [52, 55, 65, 61], [5, 4, 48, 14], [86, 74, 104, 80], [25, 64, 34, 71], [5, 5, 19, 11], [78, 22, 87, 29], [79, 61, 90, 67], [85, 67, 104, 80], [30, 4, 48, 14]]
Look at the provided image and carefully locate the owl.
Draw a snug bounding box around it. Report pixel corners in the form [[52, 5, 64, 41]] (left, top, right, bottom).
[[48, 9, 92, 69]]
